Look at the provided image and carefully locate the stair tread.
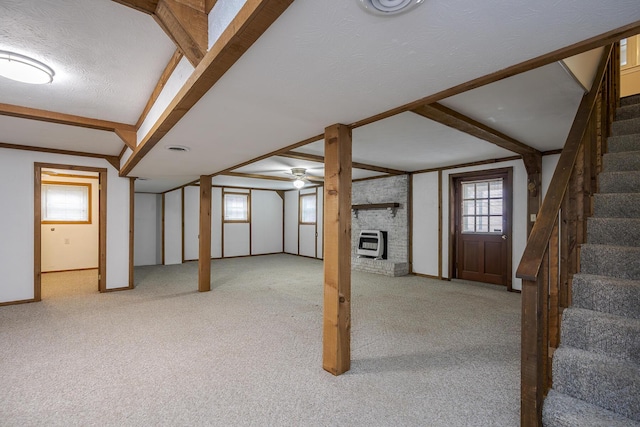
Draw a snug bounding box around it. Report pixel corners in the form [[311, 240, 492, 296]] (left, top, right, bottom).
[[543, 390, 640, 427], [593, 193, 640, 218], [572, 274, 640, 320], [587, 218, 640, 247], [553, 347, 640, 421], [561, 307, 640, 364]]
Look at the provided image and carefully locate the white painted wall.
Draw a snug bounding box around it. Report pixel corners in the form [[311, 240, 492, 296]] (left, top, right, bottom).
[[284, 190, 299, 254], [0, 149, 130, 303], [41, 175, 99, 272], [224, 223, 250, 257], [542, 154, 561, 198], [134, 193, 160, 266], [212, 187, 222, 258], [163, 189, 182, 265], [251, 190, 283, 255], [411, 172, 439, 277], [183, 186, 200, 261]]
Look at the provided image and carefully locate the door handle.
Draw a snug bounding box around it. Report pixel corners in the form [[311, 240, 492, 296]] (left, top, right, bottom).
[[501, 235, 507, 240]]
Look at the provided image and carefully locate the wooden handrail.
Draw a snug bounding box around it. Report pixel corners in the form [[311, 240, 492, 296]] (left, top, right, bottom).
[[518, 43, 618, 427], [516, 44, 613, 282]]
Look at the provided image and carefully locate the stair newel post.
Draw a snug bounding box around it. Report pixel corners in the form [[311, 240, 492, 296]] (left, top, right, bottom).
[[521, 245, 549, 427]]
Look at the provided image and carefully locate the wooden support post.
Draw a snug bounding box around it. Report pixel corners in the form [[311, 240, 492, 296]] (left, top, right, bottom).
[[198, 175, 212, 292], [523, 154, 542, 237], [323, 123, 352, 376]]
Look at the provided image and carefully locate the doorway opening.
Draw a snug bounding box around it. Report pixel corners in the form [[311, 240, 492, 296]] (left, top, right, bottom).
[[34, 163, 107, 300], [450, 168, 513, 290]]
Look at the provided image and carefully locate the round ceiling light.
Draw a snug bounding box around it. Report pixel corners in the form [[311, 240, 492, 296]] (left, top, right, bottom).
[[165, 145, 190, 152], [357, 0, 425, 16], [0, 51, 54, 84]]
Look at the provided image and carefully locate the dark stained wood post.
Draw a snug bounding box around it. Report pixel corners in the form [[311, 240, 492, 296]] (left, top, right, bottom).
[[323, 123, 352, 375], [198, 175, 212, 292], [523, 153, 542, 237]]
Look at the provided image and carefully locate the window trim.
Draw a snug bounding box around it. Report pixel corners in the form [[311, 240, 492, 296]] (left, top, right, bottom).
[[299, 192, 317, 225], [223, 191, 250, 223], [41, 181, 92, 225]]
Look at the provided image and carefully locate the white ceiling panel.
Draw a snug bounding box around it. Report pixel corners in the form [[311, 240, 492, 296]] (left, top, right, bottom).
[[0, 0, 175, 124], [295, 112, 515, 172], [0, 115, 123, 156], [130, 0, 640, 187], [440, 62, 587, 152]]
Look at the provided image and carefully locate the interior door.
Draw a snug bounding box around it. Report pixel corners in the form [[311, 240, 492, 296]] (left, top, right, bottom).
[[453, 169, 512, 288]]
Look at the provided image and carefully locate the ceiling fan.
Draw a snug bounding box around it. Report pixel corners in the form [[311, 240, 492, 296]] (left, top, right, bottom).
[[285, 168, 323, 188]]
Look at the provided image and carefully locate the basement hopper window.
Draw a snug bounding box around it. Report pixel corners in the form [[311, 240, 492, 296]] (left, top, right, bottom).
[[300, 193, 316, 224], [42, 182, 91, 224], [224, 193, 249, 222]]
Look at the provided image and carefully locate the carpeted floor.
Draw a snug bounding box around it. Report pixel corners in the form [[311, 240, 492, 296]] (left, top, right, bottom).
[[0, 254, 521, 426], [41, 269, 99, 299]]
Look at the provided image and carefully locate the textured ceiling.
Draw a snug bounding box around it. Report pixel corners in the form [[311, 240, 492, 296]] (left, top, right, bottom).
[[131, 0, 640, 190], [0, 0, 175, 124], [1, 0, 639, 193]]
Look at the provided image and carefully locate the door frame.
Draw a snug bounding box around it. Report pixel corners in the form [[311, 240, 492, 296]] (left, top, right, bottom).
[[449, 167, 513, 291], [34, 163, 108, 300]]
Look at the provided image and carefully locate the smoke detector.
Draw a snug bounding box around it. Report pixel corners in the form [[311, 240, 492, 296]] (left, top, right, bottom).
[[357, 0, 425, 16]]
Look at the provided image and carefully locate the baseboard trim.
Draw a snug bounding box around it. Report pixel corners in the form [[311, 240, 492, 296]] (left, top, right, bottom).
[[0, 298, 37, 306]]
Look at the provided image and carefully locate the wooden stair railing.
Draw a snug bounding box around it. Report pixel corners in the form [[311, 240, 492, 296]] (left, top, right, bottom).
[[516, 43, 620, 427]]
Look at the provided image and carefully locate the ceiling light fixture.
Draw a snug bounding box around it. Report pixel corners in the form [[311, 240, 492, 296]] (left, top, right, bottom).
[[165, 145, 190, 152], [293, 178, 305, 189], [357, 0, 425, 16], [0, 51, 54, 84]]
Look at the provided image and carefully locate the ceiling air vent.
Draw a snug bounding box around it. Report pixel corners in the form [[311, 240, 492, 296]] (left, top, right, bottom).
[[165, 145, 190, 153], [357, 0, 425, 16]]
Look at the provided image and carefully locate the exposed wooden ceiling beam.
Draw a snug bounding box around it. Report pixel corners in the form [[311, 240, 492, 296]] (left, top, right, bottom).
[[221, 171, 292, 182], [112, 0, 158, 14], [154, 0, 208, 66], [136, 49, 184, 129], [279, 151, 407, 175], [0, 102, 136, 133], [0, 102, 136, 153], [412, 103, 540, 157], [351, 20, 640, 129], [0, 141, 120, 171], [113, 0, 207, 67], [205, 0, 217, 14], [120, 0, 295, 177]]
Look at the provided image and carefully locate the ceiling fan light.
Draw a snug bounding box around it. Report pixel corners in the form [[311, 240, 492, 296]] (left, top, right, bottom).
[[293, 178, 305, 189], [0, 51, 54, 84]]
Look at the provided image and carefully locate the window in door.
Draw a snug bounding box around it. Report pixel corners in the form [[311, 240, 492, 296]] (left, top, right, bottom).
[[299, 193, 316, 224], [461, 178, 503, 234]]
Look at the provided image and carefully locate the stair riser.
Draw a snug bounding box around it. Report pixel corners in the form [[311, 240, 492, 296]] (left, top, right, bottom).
[[611, 118, 640, 137], [603, 152, 640, 172], [553, 349, 640, 421], [580, 245, 640, 280], [587, 218, 640, 247], [561, 309, 640, 364], [621, 94, 640, 107], [593, 194, 640, 218], [616, 104, 640, 121], [543, 390, 639, 427], [599, 172, 640, 193], [572, 275, 640, 320], [608, 134, 640, 153]]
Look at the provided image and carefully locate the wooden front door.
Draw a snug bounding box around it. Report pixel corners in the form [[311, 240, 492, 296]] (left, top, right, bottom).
[[452, 169, 512, 289]]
